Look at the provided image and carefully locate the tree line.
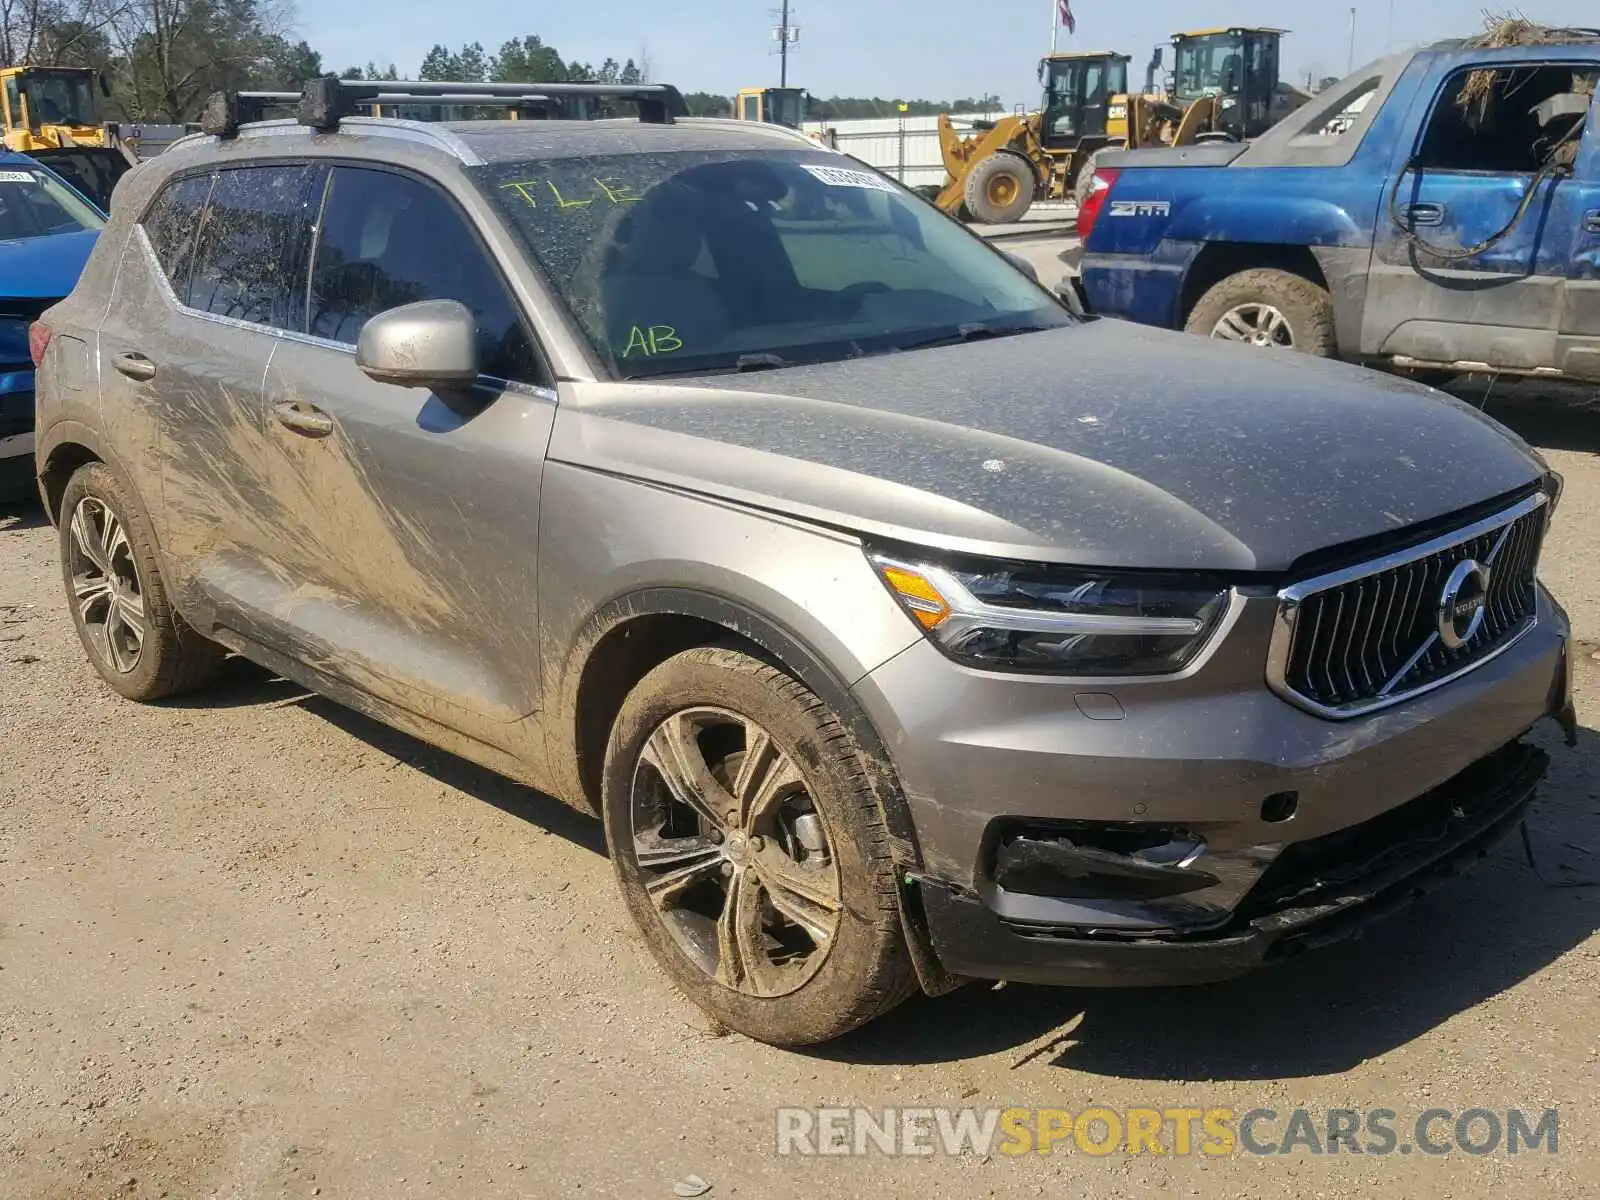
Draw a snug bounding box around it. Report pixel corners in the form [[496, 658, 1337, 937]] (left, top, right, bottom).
[[1, 7, 1002, 124]]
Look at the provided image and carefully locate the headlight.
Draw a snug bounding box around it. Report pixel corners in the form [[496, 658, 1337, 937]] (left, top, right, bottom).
[[0, 317, 29, 365], [870, 551, 1230, 676]]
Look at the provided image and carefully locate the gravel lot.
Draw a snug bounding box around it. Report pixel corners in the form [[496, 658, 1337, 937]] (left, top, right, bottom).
[[1, 375, 1597, 1200]]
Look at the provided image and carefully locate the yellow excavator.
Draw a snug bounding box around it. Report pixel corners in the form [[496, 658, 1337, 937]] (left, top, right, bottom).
[[935, 28, 1305, 224], [1, 65, 134, 210]]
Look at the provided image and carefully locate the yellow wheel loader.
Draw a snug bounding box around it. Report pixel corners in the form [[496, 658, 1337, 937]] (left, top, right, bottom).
[[936, 29, 1309, 224], [734, 86, 808, 128], [935, 51, 1142, 224], [1, 66, 135, 210], [1164, 27, 1309, 145]]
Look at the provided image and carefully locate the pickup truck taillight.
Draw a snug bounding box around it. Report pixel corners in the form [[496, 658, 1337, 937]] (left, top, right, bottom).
[[1076, 168, 1120, 242], [28, 321, 52, 368]]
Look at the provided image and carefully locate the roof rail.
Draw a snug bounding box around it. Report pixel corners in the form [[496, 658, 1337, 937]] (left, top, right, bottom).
[[200, 77, 688, 138]]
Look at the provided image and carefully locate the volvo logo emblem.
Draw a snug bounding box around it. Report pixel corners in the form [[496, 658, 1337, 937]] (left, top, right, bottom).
[[1437, 559, 1491, 650]]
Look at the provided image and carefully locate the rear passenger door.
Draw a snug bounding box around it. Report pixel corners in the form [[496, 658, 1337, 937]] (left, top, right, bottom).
[[1558, 93, 1600, 378], [1365, 58, 1597, 371], [258, 163, 557, 746], [100, 164, 315, 619]]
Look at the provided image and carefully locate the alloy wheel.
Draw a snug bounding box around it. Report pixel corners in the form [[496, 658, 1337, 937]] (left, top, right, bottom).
[[629, 706, 842, 998], [66, 497, 147, 674], [1211, 302, 1295, 348]]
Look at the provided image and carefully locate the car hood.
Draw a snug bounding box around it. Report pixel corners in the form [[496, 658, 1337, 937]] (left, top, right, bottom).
[[548, 320, 1546, 572], [0, 228, 98, 301]]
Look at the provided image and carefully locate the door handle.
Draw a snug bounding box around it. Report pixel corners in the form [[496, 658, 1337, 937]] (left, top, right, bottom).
[[1405, 202, 1445, 227], [1585, 210, 1600, 234], [272, 400, 335, 439], [114, 352, 157, 382]]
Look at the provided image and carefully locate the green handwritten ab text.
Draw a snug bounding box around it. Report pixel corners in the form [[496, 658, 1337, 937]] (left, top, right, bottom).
[[622, 325, 683, 358]]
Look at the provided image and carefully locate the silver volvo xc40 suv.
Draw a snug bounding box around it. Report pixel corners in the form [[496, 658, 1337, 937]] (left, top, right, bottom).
[[30, 92, 1576, 1046]]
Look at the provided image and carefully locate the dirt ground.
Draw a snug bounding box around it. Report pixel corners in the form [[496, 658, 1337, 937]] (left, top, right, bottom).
[[2, 380, 1598, 1200]]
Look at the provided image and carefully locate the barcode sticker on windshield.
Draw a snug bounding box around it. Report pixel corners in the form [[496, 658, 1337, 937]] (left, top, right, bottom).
[[0, 170, 36, 183], [801, 164, 896, 193]]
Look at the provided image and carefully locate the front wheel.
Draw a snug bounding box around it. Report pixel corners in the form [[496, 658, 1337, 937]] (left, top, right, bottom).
[[602, 647, 915, 1047], [963, 153, 1035, 225], [1185, 268, 1337, 357]]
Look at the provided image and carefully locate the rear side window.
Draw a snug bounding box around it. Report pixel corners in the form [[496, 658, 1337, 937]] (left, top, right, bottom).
[[307, 165, 543, 384], [187, 165, 315, 326], [141, 173, 214, 302], [1417, 64, 1598, 174]]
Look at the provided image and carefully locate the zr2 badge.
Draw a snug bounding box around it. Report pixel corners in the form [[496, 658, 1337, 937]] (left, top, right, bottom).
[[1109, 200, 1172, 218]]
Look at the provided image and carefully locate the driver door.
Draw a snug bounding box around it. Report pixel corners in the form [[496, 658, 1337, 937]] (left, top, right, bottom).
[[1364, 58, 1598, 370]]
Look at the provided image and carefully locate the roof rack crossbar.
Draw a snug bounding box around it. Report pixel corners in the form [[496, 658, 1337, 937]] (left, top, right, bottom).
[[202, 77, 688, 138], [297, 75, 686, 130]]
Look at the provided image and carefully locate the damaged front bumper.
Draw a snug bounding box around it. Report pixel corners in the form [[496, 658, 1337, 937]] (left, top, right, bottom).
[[916, 740, 1549, 987], [0, 369, 36, 498]]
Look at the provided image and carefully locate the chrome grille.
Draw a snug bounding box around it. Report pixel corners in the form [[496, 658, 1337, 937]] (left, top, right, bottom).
[[1270, 494, 1548, 718]]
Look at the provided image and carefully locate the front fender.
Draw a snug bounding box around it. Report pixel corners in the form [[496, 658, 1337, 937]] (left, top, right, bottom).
[[536, 461, 923, 847]]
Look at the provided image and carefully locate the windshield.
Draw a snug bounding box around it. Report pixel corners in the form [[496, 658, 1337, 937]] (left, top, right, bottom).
[[1174, 35, 1243, 103], [20, 71, 97, 127], [766, 90, 806, 127], [1046, 59, 1129, 105], [0, 165, 105, 239], [473, 149, 1070, 379]]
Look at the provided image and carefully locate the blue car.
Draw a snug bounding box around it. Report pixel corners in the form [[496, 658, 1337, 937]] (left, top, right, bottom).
[[1078, 38, 1600, 381], [0, 151, 104, 498]]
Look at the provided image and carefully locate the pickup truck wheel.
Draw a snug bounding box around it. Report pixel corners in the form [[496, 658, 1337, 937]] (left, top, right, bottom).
[[58, 462, 224, 701], [1186, 269, 1337, 357], [964, 153, 1035, 225], [601, 646, 915, 1047]]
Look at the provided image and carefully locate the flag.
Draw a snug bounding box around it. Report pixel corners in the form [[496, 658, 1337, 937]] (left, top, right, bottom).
[[1058, 0, 1076, 35]]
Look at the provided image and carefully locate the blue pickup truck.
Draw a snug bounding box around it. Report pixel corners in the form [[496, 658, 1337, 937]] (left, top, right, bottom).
[[1078, 38, 1600, 382]]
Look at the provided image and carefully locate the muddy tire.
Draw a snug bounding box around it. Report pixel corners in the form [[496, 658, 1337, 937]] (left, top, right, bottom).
[[602, 646, 915, 1047], [963, 153, 1035, 225], [1185, 268, 1337, 357], [58, 462, 224, 701], [1073, 147, 1117, 208]]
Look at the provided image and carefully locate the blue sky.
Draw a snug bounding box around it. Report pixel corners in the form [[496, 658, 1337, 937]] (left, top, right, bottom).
[[304, 1, 1600, 103]]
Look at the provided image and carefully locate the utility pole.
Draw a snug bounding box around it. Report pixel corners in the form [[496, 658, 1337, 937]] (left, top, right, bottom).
[[1348, 7, 1358, 74], [772, 2, 799, 87]]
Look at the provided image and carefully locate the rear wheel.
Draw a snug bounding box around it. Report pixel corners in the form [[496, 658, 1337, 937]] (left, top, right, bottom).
[[963, 153, 1035, 225], [602, 647, 915, 1046], [58, 462, 224, 701], [1185, 268, 1337, 357]]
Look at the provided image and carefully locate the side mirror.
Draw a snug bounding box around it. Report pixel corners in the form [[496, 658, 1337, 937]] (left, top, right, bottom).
[[1004, 251, 1040, 282], [98, 72, 112, 99], [1055, 278, 1090, 317], [356, 300, 479, 391]]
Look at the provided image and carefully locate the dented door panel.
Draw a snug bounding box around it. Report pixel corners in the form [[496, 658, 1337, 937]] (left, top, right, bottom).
[[1364, 56, 1597, 369], [1558, 95, 1600, 377], [256, 336, 556, 745]]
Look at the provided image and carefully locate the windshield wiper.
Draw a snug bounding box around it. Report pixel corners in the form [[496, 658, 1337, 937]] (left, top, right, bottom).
[[895, 322, 1057, 354], [734, 353, 790, 372]]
